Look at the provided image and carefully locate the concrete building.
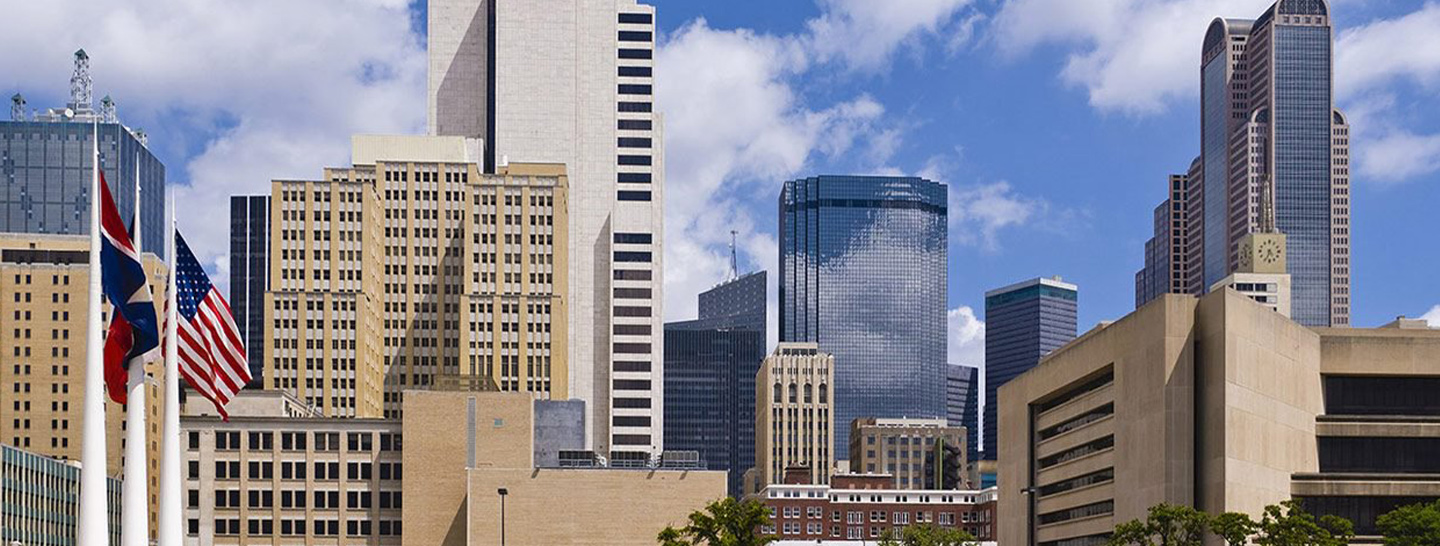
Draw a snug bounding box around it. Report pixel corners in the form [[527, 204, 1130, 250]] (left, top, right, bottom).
[[0, 233, 169, 534], [1135, 174, 1192, 309], [1, 443, 122, 546], [755, 472, 997, 542], [947, 364, 981, 464], [230, 195, 270, 388], [3, 50, 168, 258], [755, 343, 835, 488], [263, 135, 569, 418], [779, 175, 948, 453], [532, 398, 586, 468], [428, 0, 668, 455], [997, 289, 1440, 545], [982, 277, 1077, 460], [1195, 0, 1351, 327], [665, 271, 767, 496], [849, 418, 967, 490]]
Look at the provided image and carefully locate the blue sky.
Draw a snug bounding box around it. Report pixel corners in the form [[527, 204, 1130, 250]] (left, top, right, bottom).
[[5, 0, 1438, 367]]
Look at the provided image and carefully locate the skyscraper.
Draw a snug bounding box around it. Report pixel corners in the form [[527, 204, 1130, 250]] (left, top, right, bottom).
[[779, 175, 948, 453], [664, 271, 766, 497], [755, 343, 834, 487], [1195, 0, 1350, 327], [981, 276, 1077, 460], [1135, 174, 1192, 309], [3, 50, 166, 258], [230, 195, 269, 388], [947, 364, 980, 464], [429, 0, 666, 455]]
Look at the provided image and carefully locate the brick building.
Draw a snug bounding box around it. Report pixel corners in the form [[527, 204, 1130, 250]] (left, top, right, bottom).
[[755, 472, 996, 542]]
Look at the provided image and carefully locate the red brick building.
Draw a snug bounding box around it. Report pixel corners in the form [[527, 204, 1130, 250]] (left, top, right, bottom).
[[754, 472, 997, 542]]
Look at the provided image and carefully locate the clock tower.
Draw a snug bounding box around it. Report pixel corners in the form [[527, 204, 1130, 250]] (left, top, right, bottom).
[[1236, 231, 1287, 274], [1211, 175, 1292, 318]]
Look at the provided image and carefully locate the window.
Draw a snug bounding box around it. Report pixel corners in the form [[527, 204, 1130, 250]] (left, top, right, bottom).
[[347, 432, 373, 452], [614, 251, 652, 263], [614, 398, 651, 409], [617, 154, 652, 165], [617, 102, 652, 114], [618, 12, 652, 24], [618, 48, 652, 59], [614, 360, 651, 372], [614, 269, 652, 281], [614, 306, 651, 318], [1324, 376, 1440, 416], [617, 119, 652, 131], [618, 30, 653, 42], [617, 190, 652, 201], [618, 66, 652, 77], [1319, 437, 1440, 473], [617, 172, 652, 184], [215, 431, 240, 450], [614, 324, 652, 335], [1038, 500, 1113, 525], [617, 85, 652, 96], [614, 233, 652, 244]]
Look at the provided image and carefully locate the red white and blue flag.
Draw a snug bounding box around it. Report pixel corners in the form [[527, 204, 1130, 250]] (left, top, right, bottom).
[[172, 231, 250, 418], [98, 172, 158, 404]]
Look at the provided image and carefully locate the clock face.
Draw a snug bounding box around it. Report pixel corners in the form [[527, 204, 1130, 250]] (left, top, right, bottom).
[[1259, 240, 1282, 264]]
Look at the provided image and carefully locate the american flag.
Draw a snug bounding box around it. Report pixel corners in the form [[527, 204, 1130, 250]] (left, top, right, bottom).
[[172, 231, 250, 418]]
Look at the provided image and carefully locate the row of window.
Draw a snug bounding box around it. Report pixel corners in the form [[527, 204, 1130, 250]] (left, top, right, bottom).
[[203, 431, 401, 452]]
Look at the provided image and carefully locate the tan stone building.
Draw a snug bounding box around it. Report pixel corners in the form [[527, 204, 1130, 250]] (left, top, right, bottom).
[[755, 343, 835, 489], [264, 135, 569, 418], [0, 232, 169, 535], [849, 417, 967, 490], [998, 289, 1440, 545]]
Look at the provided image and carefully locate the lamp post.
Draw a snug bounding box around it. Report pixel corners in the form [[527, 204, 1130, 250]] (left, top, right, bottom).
[[497, 487, 508, 546], [1021, 486, 1038, 546]]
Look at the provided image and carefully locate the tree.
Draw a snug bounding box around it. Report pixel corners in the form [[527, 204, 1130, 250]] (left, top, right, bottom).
[[1253, 500, 1353, 546], [878, 523, 978, 546], [1376, 499, 1440, 546], [657, 497, 777, 546], [1209, 512, 1258, 546], [1106, 503, 1210, 546]]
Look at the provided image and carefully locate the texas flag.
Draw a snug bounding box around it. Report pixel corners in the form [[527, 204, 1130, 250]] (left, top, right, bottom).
[[98, 171, 158, 404]]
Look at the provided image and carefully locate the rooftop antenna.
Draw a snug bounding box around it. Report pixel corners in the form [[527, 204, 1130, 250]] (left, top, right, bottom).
[[10, 93, 24, 121], [729, 230, 738, 281], [99, 95, 116, 123], [70, 49, 92, 111]]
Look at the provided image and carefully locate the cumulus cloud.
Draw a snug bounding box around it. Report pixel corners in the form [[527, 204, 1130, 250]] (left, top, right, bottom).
[[0, 0, 426, 289], [806, 0, 978, 71], [950, 181, 1050, 250], [1336, 3, 1440, 183], [1423, 305, 1440, 328], [948, 306, 985, 367]]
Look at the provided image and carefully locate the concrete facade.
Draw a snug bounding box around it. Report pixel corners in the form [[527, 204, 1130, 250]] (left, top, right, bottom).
[[848, 417, 968, 490], [998, 289, 1440, 545], [755, 343, 835, 489]]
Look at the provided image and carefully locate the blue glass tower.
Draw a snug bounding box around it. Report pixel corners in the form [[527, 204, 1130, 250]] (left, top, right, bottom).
[[981, 277, 1077, 460], [230, 195, 270, 388], [947, 364, 981, 465], [779, 175, 948, 453], [663, 271, 766, 497]]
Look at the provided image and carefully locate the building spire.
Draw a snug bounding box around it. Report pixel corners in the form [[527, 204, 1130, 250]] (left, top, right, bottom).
[[1258, 174, 1277, 234], [729, 230, 738, 281], [70, 48, 92, 111]]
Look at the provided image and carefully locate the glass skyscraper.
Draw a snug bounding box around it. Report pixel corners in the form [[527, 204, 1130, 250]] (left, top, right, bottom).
[[230, 195, 270, 388], [981, 277, 1077, 460], [947, 364, 981, 465], [663, 271, 766, 497], [779, 175, 948, 453]]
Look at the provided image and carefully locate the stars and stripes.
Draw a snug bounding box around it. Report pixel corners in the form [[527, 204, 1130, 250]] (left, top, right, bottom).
[[98, 172, 158, 404], [172, 231, 249, 418]]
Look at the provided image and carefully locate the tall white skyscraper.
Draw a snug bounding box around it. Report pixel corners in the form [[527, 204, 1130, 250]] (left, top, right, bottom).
[[428, 0, 665, 455]]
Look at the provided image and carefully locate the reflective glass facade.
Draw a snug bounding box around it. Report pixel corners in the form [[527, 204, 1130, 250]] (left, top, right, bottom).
[[982, 279, 1077, 460], [230, 195, 270, 388], [0, 121, 166, 258], [663, 272, 766, 497], [1272, 24, 1333, 326], [1201, 53, 1231, 290], [947, 364, 981, 464], [779, 175, 948, 453]]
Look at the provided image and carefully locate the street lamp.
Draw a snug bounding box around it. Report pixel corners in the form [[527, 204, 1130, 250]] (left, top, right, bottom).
[[497, 487, 509, 546], [1021, 486, 1038, 546]]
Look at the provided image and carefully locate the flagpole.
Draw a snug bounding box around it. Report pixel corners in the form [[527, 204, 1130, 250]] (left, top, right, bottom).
[[80, 118, 109, 546], [122, 151, 149, 546], [157, 190, 183, 546]]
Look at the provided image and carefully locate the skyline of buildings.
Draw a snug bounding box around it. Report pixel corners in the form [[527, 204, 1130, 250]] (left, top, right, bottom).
[[779, 175, 949, 454], [981, 276, 1078, 460]]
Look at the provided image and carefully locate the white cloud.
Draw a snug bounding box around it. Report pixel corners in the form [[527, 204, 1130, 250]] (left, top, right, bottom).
[[1336, 3, 1440, 183], [0, 0, 425, 288], [950, 181, 1048, 250], [1422, 305, 1440, 328], [1353, 130, 1440, 182], [947, 306, 985, 367], [806, 0, 977, 71]]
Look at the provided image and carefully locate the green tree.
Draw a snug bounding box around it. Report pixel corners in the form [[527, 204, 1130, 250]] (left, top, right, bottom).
[[1106, 503, 1210, 546], [877, 523, 978, 546], [1209, 512, 1258, 546], [1376, 499, 1440, 546], [1253, 500, 1353, 546], [656, 497, 777, 546]]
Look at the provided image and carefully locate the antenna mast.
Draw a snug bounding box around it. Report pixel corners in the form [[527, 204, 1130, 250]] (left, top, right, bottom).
[[729, 230, 738, 281], [70, 49, 92, 111]]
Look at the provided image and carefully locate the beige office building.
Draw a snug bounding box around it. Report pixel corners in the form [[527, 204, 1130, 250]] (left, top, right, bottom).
[[755, 343, 835, 488], [0, 232, 169, 535], [849, 417, 967, 490], [998, 289, 1440, 545], [264, 135, 569, 418]]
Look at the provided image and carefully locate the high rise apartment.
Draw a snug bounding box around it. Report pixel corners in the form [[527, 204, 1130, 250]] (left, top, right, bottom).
[[0, 233, 168, 535], [263, 135, 569, 419], [779, 175, 948, 453], [1192, 0, 1349, 327], [4, 51, 167, 258], [428, 0, 667, 455], [946, 364, 980, 465], [981, 276, 1077, 460], [755, 343, 835, 488], [664, 271, 766, 497], [230, 195, 270, 388]]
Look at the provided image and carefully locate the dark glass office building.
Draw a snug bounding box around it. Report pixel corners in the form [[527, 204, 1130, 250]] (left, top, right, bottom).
[[981, 277, 1077, 460], [663, 271, 766, 497], [1, 119, 166, 258], [230, 195, 270, 388], [779, 175, 948, 453], [947, 364, 981, 464]]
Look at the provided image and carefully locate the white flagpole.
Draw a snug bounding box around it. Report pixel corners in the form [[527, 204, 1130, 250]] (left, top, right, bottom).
[[80, 118, 109, 546], [157, 190, 183, 546], [122, 151, 149, 546]]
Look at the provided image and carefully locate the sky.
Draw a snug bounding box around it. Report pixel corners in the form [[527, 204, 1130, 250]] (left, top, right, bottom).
[[3, 0, 1438, 370]]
